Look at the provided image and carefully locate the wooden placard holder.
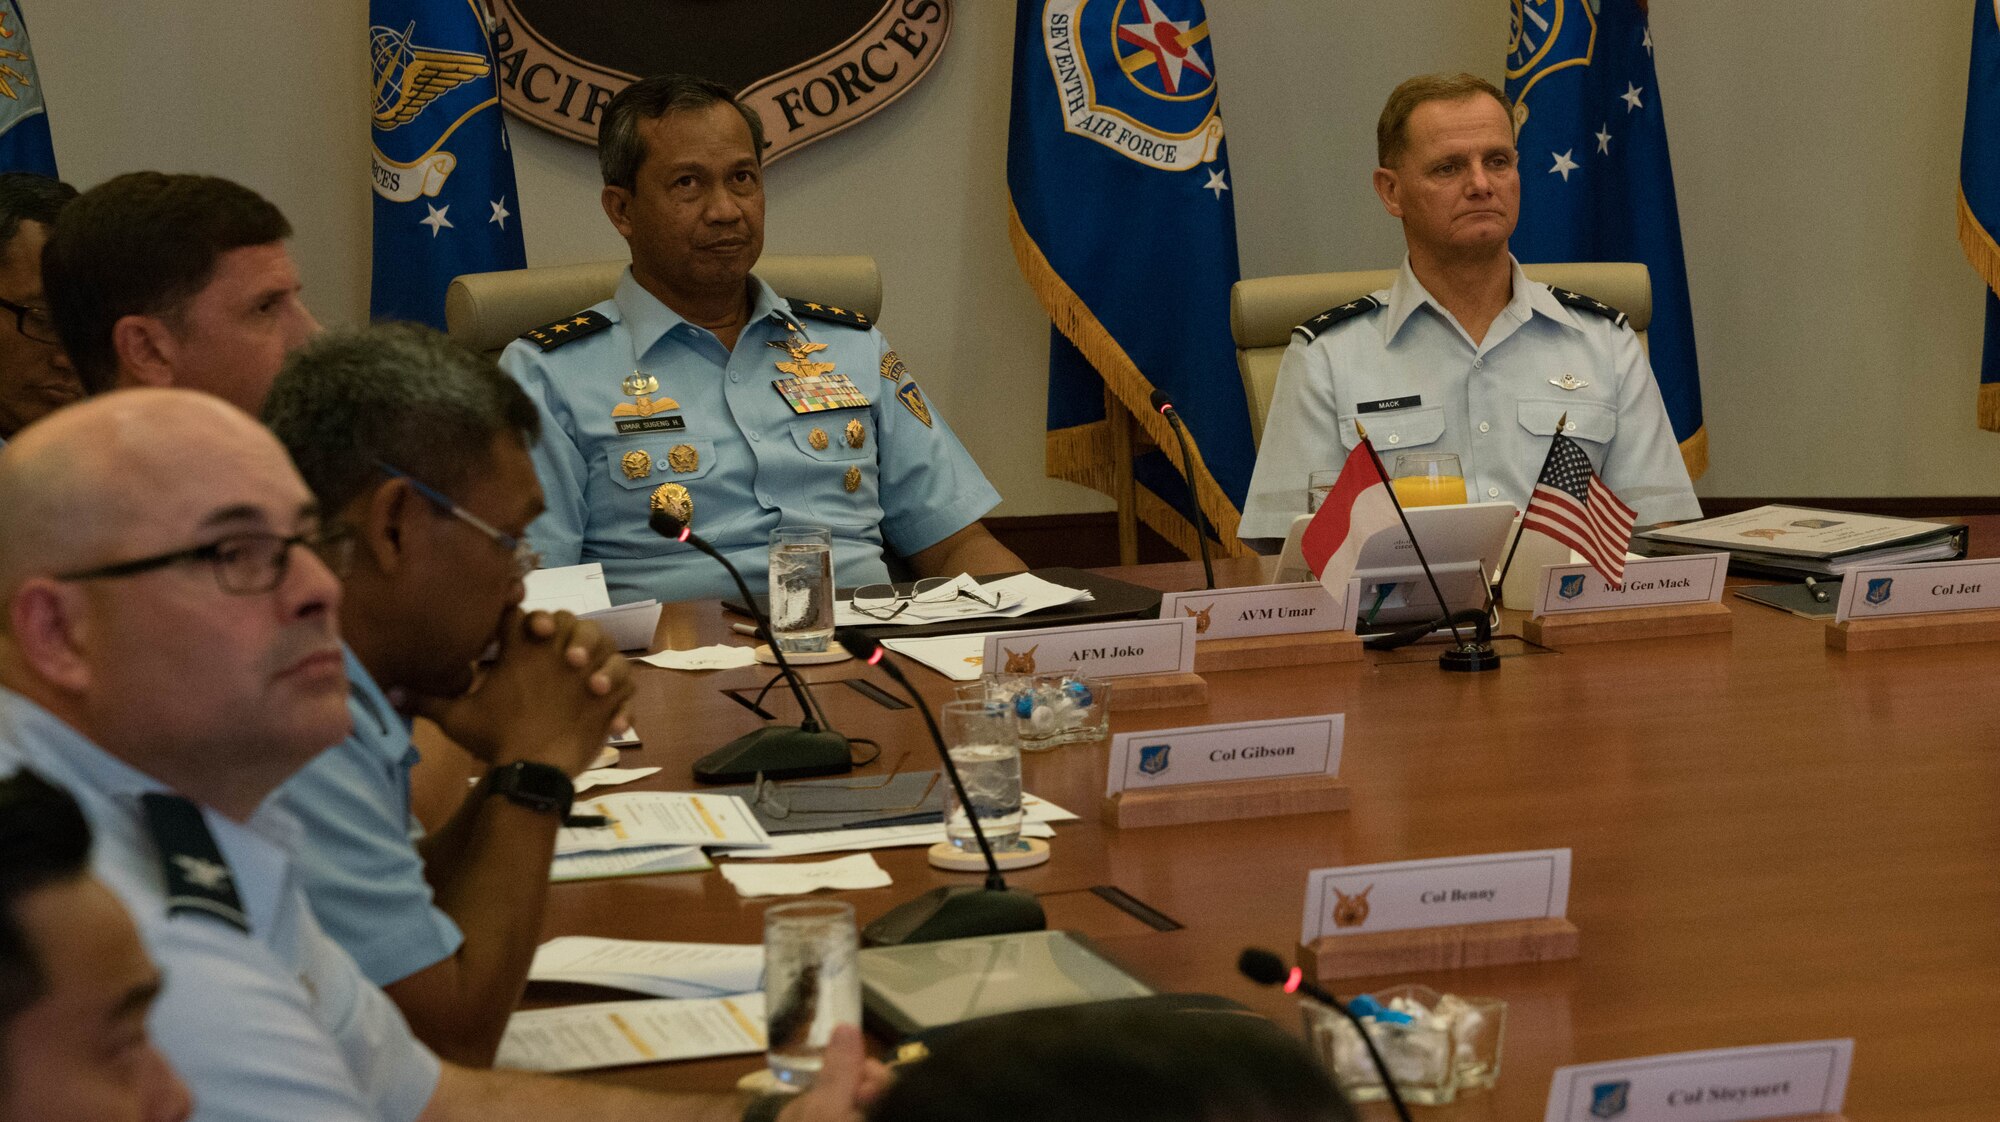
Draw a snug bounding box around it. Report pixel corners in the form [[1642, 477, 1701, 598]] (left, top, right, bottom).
[[1106, 670, 1207, 711], [1192, 630, 1363, 673], [1101, 773, 1350, 829], [1298, 916, 1579, 981], [1522, 601, 1732, 646], [1826, 607, 2000, 651]]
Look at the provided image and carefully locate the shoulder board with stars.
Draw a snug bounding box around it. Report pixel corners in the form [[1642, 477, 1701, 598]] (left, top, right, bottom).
[[788, 299, 872, 330], [1547, 286, 1630, 329], [139, 793, 249, 934], [520, 309, 613, 351], [1293, 296, 1383, 341]]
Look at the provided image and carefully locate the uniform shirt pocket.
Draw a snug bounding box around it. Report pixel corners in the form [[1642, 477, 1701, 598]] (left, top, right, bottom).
[[1337, 405, 1446, 451], [1516, 400, 1617, 446], [788, 415, 873, 462], [604, 439, 716, 490]]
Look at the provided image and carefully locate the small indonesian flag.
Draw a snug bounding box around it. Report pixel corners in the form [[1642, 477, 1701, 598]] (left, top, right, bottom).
[[1300, 441, 1401, 597]]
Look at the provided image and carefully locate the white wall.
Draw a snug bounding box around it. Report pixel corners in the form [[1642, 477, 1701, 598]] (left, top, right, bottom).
[[32, 2, 2000, 512]]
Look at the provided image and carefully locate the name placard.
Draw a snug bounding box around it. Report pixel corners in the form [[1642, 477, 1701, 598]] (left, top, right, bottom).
[[1834, 556, 2000, 622], [1104, 715, 1342, 796], [1534, 553, 1726, 617], [980, 617, 1197, 679], [1544, 1040, 1853, 1122], [1301, 849, 1570, 944], [1159, 580, 1361, 639]]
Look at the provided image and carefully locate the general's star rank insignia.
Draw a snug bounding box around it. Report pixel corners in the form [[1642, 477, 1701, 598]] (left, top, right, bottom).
[[667, 444, 699, 473], [897, 380, 933, 427], [520, 310, 611, 351], [845, 419, 865, 448], [649, 482, 693, 526], [880, 351, 906, 382], [620, 450, 653, 480], [844, 465, 862, 493]]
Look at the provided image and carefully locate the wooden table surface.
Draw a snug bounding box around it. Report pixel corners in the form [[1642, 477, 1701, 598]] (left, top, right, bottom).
[[415, 518, 2000, 1121]]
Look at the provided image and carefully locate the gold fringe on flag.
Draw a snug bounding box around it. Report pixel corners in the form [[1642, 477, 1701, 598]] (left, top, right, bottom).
[[1957, 188, 2000, 433], [1678, 424, 1707, 482], [1008, 200, 1251, 558]]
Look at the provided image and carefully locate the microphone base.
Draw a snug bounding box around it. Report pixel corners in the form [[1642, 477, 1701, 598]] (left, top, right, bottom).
[[861, 886, 1048, 947], [1439, 642, 1502, 673], [691, 726, 853, 784]]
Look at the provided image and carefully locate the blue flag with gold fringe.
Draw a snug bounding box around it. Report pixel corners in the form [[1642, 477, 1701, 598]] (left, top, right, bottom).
[[1506, 0, 1706, 478], [370, 0, 525, 328], [1006, 0, 1254, 555], [0, 1, 57, 178], [1960, 1, 2000, 431]]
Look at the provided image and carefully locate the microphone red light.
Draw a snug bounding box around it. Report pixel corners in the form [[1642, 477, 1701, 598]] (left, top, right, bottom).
[[1284, 967, 1303, 994], [866, 648, 884, 666], [677, 527, 691, 542]]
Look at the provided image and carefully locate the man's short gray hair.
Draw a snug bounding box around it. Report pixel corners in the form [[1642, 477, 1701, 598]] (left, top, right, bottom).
[[261, 323, 540, 514], [598, 74, 765, 189]]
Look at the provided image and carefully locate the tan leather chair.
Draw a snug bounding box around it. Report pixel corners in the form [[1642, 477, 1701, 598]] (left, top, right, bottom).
[[1228, 262, 1652, 447], [444, 255, 884, 358]]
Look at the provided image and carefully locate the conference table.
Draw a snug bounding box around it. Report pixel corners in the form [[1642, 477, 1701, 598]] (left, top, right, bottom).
[[417, 516, 2000, 1121]]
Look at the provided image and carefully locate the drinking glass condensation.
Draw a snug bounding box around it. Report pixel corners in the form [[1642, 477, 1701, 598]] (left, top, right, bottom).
[[937, 699, 1024, 852], [768, 525, 833, 653], [1390, 452, 1469, 507], [762, 900, 861, 1088]]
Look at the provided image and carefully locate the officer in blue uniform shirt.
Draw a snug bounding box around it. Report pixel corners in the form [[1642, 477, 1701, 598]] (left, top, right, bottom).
[[1240, 73, 1699, 544], [502, 74, 1023, 603]]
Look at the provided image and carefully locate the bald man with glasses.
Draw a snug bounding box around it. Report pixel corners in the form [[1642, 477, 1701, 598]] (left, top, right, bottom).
[[263, 324, 637, 1066]]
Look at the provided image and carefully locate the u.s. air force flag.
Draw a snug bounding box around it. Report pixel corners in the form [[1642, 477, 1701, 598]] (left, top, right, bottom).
[[1006, 0, 1255, 556], [1960, 1, 2000, 431], [370, 0, 525, 328], [1506, 0, 1706, 478], [0, 1, 57, 178]]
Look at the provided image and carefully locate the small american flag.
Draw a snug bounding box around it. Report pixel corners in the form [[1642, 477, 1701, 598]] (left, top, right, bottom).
[[1521, 434, 1637, 586]]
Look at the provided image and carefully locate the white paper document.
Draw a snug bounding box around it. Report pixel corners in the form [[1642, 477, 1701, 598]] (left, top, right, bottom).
[[556, 792, 770, 855], [587, 599, 662, 651], [522, 563, 613, 616], [637, 644, 761, 671], [878, 633, 988, 681], [573, 766, 661, 794], [718, 853, 892, 897], [549, 845, 710, 882], [833, 572, 1092, 628], [495, 994, 767, 1073], [529, 936, 763, 998]]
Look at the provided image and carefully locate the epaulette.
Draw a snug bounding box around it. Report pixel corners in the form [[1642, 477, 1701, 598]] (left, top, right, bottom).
[[140, 794, 248, 934], [788, 299, 872, 329], [1548, 286, 1630, 329], [520, 309, 612, 351], [1292, 295, 1383, 341]]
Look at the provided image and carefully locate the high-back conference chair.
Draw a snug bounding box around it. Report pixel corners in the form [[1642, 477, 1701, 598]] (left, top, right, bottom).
[[1228, 262, 1652, 447], [444, 255, 884, 358]]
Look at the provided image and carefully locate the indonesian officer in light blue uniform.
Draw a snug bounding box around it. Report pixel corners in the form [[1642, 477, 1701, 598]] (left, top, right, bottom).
[[502, 74, 1023, 604], [1241, 73, 1699, 544], [0, 389, 880, 1122]]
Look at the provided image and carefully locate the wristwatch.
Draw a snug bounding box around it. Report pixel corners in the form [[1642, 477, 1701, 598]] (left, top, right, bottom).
[[487, 760, 574, 819]]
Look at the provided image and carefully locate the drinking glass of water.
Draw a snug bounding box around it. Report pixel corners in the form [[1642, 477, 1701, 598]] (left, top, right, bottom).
[[768, 525, 833, 653], [937, 699, 1024, 852], [762, 900, 860, 1088]]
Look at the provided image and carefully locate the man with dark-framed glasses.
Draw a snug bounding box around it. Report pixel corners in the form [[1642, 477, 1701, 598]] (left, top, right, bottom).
[[263, 324, 637, 1066], [0, 385, 884, 1121], [0, 173, 80, 448]]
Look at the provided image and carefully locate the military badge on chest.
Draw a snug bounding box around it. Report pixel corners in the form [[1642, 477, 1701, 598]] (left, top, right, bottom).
[[613, 372, 687, 434], [769, 336, 869, 414]]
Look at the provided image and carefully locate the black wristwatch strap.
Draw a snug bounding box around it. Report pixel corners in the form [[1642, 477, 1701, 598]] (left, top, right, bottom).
[[488, 760, 574, 819]]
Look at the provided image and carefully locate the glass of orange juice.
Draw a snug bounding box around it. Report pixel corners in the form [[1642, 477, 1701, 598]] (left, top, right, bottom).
[[1390, 452, 1468, 507]]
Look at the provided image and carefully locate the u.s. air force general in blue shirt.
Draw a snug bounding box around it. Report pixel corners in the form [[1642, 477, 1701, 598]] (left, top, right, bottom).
[[502, 270, 1001, 603], [1240, 257, 1701, 541], [0, 690, 440, 1122]]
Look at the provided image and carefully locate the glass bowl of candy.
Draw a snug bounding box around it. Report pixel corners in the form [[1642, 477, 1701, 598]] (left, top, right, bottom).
[[1010, 673, 1112, 751], [1298, 984, 1506, 1105]]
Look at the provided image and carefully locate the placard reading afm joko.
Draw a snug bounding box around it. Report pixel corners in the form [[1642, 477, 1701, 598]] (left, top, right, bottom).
[[488, 0, 952, 162]]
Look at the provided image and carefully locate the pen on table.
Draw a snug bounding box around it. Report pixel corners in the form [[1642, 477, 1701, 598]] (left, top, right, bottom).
[[1804, 576, 1830, 603], [563, 814, 614, 828], [731, 622, 761, 638]]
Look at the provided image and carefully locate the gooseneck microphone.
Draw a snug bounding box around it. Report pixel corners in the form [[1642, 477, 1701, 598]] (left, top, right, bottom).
[[1150, 389, 1216, 590], [1238, 948, 1413, 1122], [835, 627, 1046, 946], [650, 510, 851, 783]]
